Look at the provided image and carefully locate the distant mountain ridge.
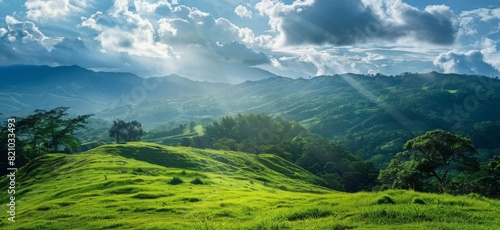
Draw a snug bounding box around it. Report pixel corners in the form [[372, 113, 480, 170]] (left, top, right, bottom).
[[0, 65, 231, 114]]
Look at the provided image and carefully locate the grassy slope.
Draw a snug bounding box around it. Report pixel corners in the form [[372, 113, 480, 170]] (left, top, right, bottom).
[[1, 142, 499, 229]]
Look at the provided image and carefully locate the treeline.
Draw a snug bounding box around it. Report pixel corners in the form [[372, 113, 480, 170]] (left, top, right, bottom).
[[0, 107, 92, 175], [183, 114, 499, 197], [186, 114, 378, 192], [378, 130, 500, 198]]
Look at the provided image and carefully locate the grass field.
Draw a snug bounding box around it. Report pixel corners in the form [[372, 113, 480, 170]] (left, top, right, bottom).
[[1, 142, 499, 229]]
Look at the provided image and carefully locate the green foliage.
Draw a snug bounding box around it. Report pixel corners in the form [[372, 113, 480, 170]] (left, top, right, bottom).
[[380, 130, 480, 194], [168, 177, 184, 185], [454, 156, 500, 198], [109, 120, 143, 143], [286, 208, 333, 221], [412, 197, 425, 205], [192, 113, 377, 192], [190, 178, 204, 185], [483, 156, 500, 197], [0, 107, 92, 174], [16, 107, 93, 153], [182, 197, 201, 203], [132, 193, 166, 199], [377, 195, 395, 204]]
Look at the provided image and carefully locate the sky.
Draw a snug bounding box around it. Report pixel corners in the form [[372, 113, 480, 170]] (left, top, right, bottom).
[[0, 0, 499, 83]]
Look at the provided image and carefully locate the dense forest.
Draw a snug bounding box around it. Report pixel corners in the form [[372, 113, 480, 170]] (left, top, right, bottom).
[[187, 114, 378, 192]]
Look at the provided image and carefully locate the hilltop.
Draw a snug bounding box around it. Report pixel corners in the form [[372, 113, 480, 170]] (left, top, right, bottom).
[[1, 142, 498, 229]]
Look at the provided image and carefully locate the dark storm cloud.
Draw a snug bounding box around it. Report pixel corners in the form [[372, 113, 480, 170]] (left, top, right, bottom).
[[281, 0, 389, 45], [399, 6, 457, 45], [279, 0, 457, 46], [212, 41, 270, 66]]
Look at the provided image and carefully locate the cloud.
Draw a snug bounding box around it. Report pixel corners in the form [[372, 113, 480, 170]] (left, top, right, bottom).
[[132, 0, 173, 14], [154, 5, 259, 47], [433, 50, 499, 77], [257, 0, 457, 46], [461, 8, 500, 22], [235, 5, 252, 18], [25, 0, 89, 21], [211, 41, 270, 65], [457, 7, 500, 46], [481, 38, 500, 70], [1, 15, 62, 50], [157, 18, 177, 37], [81, 0, 174, 59]]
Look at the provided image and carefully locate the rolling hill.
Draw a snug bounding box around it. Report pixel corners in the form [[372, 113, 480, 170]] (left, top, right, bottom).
[[1, 142, 498, 229]]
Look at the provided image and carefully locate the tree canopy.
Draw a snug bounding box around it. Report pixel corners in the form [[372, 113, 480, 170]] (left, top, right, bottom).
[[15, 107, 93, 155], [379, 130, 480, 193], [0, 107, 92, 175], [109, 120, 144, 143], [189, 114, 378, 192]]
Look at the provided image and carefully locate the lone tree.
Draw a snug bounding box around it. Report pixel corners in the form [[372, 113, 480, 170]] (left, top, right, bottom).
[[379, 130, 479, 193], [109, 120, 143, 143], [16, 107, 93, 155]]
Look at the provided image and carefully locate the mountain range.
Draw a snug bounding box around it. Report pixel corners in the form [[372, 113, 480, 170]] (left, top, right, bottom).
[[1, 65, 500, 168], [0, 65, 230, 115]]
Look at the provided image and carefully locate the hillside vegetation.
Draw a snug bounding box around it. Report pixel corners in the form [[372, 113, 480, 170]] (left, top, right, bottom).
[[2, 66, 500, 169], [1, 142, 499, 229], [188, 113, 378, 192], [89, 72, 500, 168]]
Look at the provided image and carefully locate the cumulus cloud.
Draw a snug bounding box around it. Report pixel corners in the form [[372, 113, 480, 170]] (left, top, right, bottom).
[[157, 18, 177, 37], [257, 0, 457, 46], [481, 38, 500, 70], [0, 16, 67, 65], [25, 0, 89, 21], [433, 50, 499, 77], [154, 5, 259, 47], [235, 5, 252, 18], [81, 0, 174, 59], [133, 0, 173, 14], [1, 15, 62, 50]]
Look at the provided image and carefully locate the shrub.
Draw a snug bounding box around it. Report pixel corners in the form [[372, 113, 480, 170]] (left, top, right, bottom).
[[287, 208, 332, 221], [412, 197, 425, 205], [190, 178, 204, 185], [182, 197, 201, 202], [278, 185, 287, 190], [377, 195, 395, 204], [132, 193, 161, 199], [168, 177, 184, 185]]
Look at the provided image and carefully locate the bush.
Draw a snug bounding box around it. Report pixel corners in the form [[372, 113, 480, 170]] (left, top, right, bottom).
[[287, 208, 332, 221], [377, 195, 395, 204], [190, 178, 203, 185], [182, 197, 201, 202], [412, 197, 425, 205], [168, 177, 184, 185]]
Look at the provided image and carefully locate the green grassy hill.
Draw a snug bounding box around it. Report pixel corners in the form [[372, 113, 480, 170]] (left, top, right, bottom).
[[1, 142, 499, 229]]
